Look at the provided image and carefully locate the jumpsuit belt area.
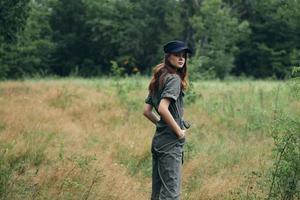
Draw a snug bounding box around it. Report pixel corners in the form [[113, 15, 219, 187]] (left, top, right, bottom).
[[151, 118, 185, 200]]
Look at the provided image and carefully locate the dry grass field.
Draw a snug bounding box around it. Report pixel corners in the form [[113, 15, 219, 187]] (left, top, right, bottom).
[[0, 77, 297, 200]]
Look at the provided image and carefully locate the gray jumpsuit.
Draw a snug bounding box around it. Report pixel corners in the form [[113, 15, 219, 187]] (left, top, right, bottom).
[[145, 73, 186, 200]]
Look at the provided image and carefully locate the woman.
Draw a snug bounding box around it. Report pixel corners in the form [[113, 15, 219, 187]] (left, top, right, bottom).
[[143, 40, 191, 200]]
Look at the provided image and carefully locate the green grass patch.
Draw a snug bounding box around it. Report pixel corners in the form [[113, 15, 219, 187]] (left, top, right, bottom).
[[0, 121, 5, 132], [48, 86, 81, 109], [115, 146, 152, 178], [0, 131, 55, 199]]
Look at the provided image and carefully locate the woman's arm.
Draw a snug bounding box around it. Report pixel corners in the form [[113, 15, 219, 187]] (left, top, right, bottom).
[[143, 104, 160, 125], [158, 98, 185, 139]]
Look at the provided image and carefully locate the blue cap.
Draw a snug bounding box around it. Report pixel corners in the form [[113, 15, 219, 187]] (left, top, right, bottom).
[[163, 40, 192, 54]]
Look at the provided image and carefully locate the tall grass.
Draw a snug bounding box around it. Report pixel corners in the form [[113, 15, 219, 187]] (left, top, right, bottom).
[[0, 77, 297, 199], [267, 72, 300, 200]]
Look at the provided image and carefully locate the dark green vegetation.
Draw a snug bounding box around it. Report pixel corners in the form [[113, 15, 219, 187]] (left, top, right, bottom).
[[267, 69, 300, 200], [0, 0, 299, 79]]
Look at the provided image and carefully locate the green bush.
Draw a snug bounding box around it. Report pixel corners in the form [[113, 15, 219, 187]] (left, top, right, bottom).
[[268, 68, 300, 200]]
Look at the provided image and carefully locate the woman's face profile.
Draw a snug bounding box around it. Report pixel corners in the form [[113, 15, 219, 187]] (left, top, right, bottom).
[[168, 51, 186, 69]]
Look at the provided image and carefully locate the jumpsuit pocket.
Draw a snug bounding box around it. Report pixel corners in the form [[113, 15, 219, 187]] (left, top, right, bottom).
[[175, 142, 185, 165], [178, 137, 186, 144]]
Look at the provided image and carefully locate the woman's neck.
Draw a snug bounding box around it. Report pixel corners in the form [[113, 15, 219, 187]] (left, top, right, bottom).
[[165, 63, 178, 74]]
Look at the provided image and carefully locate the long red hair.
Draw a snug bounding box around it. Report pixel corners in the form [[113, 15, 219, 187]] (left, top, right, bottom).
[[148, 54, 189, 97]]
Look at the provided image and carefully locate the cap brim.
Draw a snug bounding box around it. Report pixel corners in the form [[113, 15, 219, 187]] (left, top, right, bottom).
[[169, 47, 192, 54]]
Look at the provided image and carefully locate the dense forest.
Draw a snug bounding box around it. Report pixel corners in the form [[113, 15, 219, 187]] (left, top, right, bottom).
[[0, 0, 299, 80]]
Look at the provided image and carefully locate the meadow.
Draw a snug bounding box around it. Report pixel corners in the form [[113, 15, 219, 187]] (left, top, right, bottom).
[[0, 77, 298, 200]]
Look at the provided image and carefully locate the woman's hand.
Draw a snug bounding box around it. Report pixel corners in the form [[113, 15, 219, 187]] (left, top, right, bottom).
[[178, 129, 186, 139]]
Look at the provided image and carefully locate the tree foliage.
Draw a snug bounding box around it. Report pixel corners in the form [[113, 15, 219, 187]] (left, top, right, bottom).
[[189, 0, 250, 79], [0, 0, 31, 43], [0, 0, 299, 79]]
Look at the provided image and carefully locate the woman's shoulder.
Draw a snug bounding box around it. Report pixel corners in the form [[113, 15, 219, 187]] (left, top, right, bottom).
[[162, 73, 181, 91], [165, 73, 181, 82]]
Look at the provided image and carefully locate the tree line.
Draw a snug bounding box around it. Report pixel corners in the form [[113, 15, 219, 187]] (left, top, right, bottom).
[[0, 0, 299, 80]]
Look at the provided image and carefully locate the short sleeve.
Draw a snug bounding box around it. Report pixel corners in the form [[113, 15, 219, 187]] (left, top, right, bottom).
[[145, 93, 154, 106], [160, 74, 181, 101]]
